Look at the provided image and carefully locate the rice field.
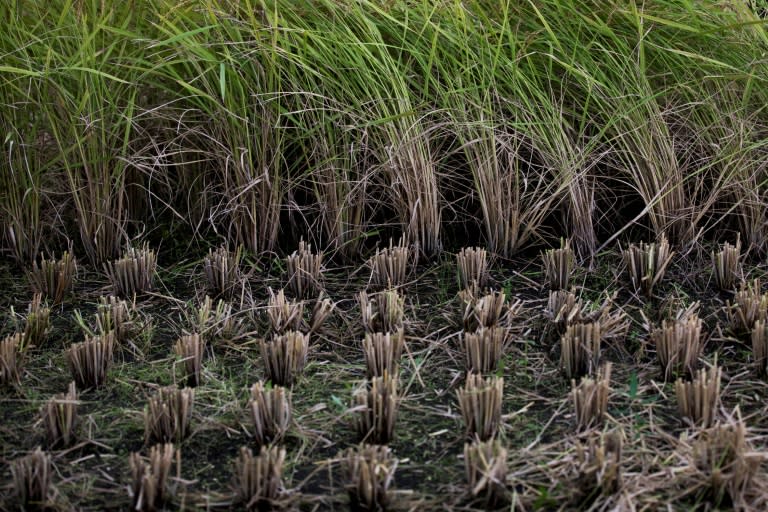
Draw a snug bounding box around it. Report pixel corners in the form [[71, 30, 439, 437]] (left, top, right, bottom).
[[2, 1, 768, 510]]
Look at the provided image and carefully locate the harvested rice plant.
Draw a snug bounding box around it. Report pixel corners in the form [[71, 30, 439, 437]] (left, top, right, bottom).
[[2, 0, 768, 510]]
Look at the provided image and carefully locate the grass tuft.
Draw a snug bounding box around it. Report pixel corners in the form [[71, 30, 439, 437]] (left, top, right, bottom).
[[40, 381, 78, 448], [359, 290, 405, 335], [173, 333, 204, 387], [369, 239, 412, 290], [713, 238, 742, 291], [362, 330, 405, 379], [727, 279, 768, 338], [66, 333, 115, 390], [21, 293, 50, 348], [27, 251, 76, 305], [457, 373, 503, 441], [232, 445, 286, 511], [560, 322, 601, 380], [286, 240, 323, 299], [129, 443, 177, 512], [571, 363, 611, 431], [676, 363, 721, 428], [0, 332, 25, 387], [203, 245, 242, 298], [353, 371, 400, 444], [622, 235, 673, 298], [249, 381, 292, 447], [104, 244, 157, 297], [11, 448, 51, 509], [542, 239, 575, 291], [266, 288, 304, 336], [463, 327, 506, 374], [464, 439, 508, 507], [260, 331, 309, 387], [457, 247, 489, 291], [345, 444, 397, 512], [144, 385, 194, 444], [653, 312, 703, 381]]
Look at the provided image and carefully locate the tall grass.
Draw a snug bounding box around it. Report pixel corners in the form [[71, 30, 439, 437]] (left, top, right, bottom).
[[2, 0, 767, 261]]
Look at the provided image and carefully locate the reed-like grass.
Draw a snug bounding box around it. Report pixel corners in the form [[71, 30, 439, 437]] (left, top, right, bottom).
[[66, 333, 115, 390], [27, 252, 77, 305], [345, 444, 398, 512], [457, 373, 503, 441], [0, 333, 25, 387], [249, 381, 292, 447], [464, 439, 508, 507], [129, 443, 177, 512], [353, 371, 400, 444], [40, 381, 78, 448], [10, 448, 52, 509], [260, 331, 309, 386], [232, 445, 286, 511], [144, 385, 195, 444]]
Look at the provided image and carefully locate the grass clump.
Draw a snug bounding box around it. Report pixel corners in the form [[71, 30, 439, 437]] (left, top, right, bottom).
[[21, 293, 50, 347], [457, 374, 503, 441], [560, 322, 601, 380], [653, 312, 703, 381], [676, 364, 721, 428], [690, 411, 762, 507], [353, 371, 400, 444], [362, 331, 405, 379], [751, 319, 768, 376], [463, 327, 505, 374], [359, 290, 405, 335], [345, 444, 397, 512], [249, 381, 292, 447], [10, 448, 52, 509], [129, 443, 177, 512], [27, 251, 76, 305], [40, 381, 78, 448], [542, 239, 574, 291], [232, 445, 287, 511], [369, 239, 412, 290], [622, 235, 673, 298], [266, 288, 304, 336], [571, 363, 612, 431], [572, 431, 623, 499], [191, 295, 244, 346], [286, 240, 323, 299], [203, 245, 242, 298], [460, 290, 520, 332], [713, 239, 742, 291], [464, 439, 508, 508], [144, 386, 194, 445], [260, 331, 309, 386], [104, 244, 157, 297], [1, 333, 25, 387], [457, 247, 489, 291], [66, 333, 115, 390], [727, 279, 768, 338], [173, 333, 204, 387]]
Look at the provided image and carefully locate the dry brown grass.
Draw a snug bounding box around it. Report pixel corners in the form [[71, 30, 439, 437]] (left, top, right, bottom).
[[11, 448, 52, 509], [66, 332, 115, 389], [359, 289, 405, 334], [40, 381, 78, 448], [249, 381, 292, 447], [308, 294, 334, 333], [728, 279, 768, 338], [560, 321, 601, 380], [676, 364, 721, 428], [464, 439, 508, 507], [260, 331, 309, 386], [369, 238, 412, 289], [713, 238, 742, 291], [457, 373, 503, 441], [173, 333, 204, 387], [463, 326, 506, 374], [129, 443, 177, 512], [27, 251, 76, 305], [572, 430, 622, 498], [21, 293, 50, 348], [362, 330, 405, 379], [232, 445, 286, 511], [622, 235, 673, 297], [542, 239, 574, 291], [104, 244, 157, 297], [266, 288, 304, 335], [653, 312, 703, 381], [690, 410, 762, 506], [344, 444, 397, 512], [203, 245, 242, 297], [286, 240, 323, 299], [353, 371, 400, 444], [1, 332, 25, 387], [752, 319, 768, 376], [571, 363, 611, 430], [457, 246, 489, 291], [459, 289, 521, 332], [192, 295, 244, 345], [144, 385, 194, 444], [96, 294, 140, 345]]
